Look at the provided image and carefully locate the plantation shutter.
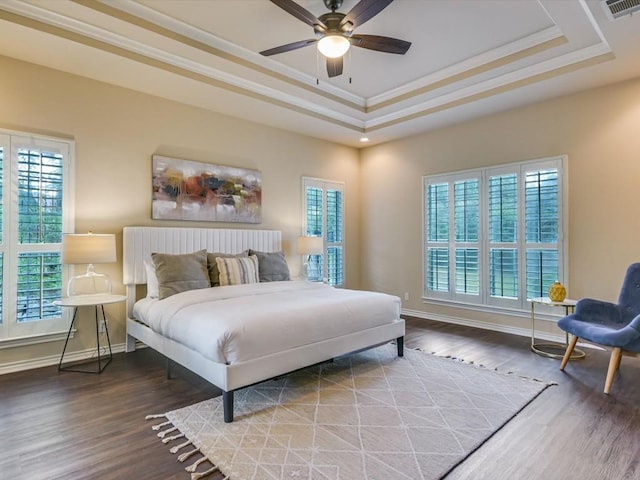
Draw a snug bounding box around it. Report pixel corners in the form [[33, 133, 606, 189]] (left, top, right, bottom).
[[302, 178, 345, 287], [0, 133, 72, 341], [423, 156, 565, 310], [326, 188, 343, 286], [525, 168, 559, 299], [488, 173, 518, 298], [426, 182, 449, 293], [16, 147, 64, 322], [454, 179, 479, 296]]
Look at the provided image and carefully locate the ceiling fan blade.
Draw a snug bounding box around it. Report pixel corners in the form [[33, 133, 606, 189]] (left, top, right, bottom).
[[350, 34, 411, 54], [340, 0, 394, 30], [326, 57, 343, 78], [270, 0, 327, 29], [260, 39, 317, 56]]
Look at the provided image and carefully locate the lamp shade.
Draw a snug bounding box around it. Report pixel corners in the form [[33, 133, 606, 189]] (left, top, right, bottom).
[[317, 35, 350, 58], [62, 233, 116, 265], [297, 236, 323, 256]]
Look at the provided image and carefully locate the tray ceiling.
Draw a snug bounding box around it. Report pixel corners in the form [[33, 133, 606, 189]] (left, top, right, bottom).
[[0, 0, 639, 146]]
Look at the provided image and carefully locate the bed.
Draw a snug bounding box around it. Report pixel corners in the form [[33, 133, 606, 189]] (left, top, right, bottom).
[[123, 226, 405, 422]]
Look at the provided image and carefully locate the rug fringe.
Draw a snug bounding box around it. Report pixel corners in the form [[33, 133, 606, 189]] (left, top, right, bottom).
[[149, 417, 224, 479], [157, 426, 178, 437], [185, 456, 208, 473], [145, 413, 167, 420], [178, 447, 200, 463], [152, 420, 171, 431], [191, 465, 219, 480], [163, 432, 186, 444], [420, 350, 558, 385], [170, 439, 193, 454]]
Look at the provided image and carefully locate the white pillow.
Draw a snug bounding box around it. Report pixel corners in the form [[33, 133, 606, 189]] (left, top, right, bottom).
[[144, 259, 160, 298]]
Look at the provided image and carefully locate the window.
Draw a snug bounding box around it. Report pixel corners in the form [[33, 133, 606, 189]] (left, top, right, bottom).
[[0, 132, 73, 342], [302, 177, 344, 286], [423, 156, 566, 310]]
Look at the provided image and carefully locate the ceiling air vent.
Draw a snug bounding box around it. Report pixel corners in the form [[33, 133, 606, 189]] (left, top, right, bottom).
[[602, 0, 640, 19]]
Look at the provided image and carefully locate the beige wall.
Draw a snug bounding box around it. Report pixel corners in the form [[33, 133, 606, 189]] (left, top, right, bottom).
[[3, 51, 640, 368], [360, 76, 640, 335], [0, 55, 360, 366]]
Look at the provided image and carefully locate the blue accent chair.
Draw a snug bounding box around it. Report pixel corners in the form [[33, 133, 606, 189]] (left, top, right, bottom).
[[558, 263, 640, 394]]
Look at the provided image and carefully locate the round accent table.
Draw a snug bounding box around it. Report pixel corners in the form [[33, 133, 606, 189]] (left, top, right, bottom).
[[54, 293, 126, 373], [528, 297, 586, 360]]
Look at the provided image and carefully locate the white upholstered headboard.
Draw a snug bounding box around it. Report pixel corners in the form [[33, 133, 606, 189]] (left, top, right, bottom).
[[123, 226, 282, 286]]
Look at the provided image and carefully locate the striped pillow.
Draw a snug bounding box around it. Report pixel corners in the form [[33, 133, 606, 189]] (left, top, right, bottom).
[[215, 255, 260, 286]]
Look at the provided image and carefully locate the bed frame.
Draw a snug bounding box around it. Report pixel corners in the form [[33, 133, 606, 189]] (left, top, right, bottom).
[[123, 226, 405, 422]]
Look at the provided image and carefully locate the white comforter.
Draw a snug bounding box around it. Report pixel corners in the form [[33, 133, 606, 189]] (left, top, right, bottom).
[[133, 281, 401, 364]]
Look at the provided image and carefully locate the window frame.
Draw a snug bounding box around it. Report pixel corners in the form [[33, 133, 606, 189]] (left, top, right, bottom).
[[301, 176, 345, 287], [423, 155, 567, 313], [0, 130, 75, 343]]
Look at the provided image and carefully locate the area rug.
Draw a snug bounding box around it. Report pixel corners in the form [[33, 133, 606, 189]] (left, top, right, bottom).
[[148, 344, 552, 479]]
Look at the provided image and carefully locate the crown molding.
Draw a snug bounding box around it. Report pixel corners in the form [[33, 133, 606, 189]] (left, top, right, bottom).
[[365, 41, 613, 131], [368, 26, 566, 110], [79, 0, 366, 109]]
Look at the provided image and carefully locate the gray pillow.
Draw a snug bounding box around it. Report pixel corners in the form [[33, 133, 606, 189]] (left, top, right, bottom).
[[249, 249, 290, 282], [151, 249, 210, 299], [207, 251, 248, 286]]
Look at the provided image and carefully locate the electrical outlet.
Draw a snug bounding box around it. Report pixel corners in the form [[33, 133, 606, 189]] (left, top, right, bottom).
[[404, 292, 409, 301], [100, 319, 108, 333]]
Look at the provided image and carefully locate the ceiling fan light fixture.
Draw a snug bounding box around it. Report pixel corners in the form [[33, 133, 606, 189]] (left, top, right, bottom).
[[317, 35, 350, 58]]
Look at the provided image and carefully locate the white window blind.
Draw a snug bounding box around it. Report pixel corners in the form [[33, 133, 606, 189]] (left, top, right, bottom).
[[488, 173, 518, 299], [426, 182, 449, 292], [302, 177, 344, 286], [0, 132, 74, 341], [525, 168, 560, 300], [423, 155, 566, 311], [454, 178, 479, 296]]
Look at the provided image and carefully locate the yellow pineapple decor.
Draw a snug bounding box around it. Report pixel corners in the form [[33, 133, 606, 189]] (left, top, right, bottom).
[[548, 281, 567, 302]]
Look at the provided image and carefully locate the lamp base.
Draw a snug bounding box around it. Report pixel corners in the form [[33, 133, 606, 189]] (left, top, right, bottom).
[[303, 256, 322, 282], [67, 272, 112, 297]]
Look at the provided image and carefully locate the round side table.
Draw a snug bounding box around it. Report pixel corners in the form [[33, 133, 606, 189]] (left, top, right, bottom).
[[528, 297, 586, 360], [54, 293, 126, 373]]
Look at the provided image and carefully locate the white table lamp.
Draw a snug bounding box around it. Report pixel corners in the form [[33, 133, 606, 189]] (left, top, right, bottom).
[[62, 233, 116, 297], [297, 236, 323, 281]]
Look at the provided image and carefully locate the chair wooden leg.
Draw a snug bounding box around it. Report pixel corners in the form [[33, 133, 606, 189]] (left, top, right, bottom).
[[604, 347, 622, 395], [560, 335, 579, 371]]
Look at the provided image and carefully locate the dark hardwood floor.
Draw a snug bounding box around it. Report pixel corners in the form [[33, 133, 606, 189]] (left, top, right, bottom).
[[1, 316, 638, 480]]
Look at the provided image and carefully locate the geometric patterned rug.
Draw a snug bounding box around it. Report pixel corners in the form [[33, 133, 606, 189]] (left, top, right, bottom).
[[148, 344, 552, 480]]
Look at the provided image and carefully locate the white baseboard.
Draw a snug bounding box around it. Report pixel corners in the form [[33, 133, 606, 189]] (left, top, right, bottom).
[[401, 308, 567, 343], [0, 342, 127, 375]]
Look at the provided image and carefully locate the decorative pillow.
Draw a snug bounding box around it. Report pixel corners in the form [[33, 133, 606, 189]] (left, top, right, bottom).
[[143, 259, 160, 298], [151, 249, 210, 300], [207, 251, 248, 287], [249, 249, 291, 282], [215, 255, 260, 286]]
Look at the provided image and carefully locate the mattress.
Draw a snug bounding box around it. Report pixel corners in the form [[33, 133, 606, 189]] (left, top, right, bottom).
[[132, 280, 401, 365]]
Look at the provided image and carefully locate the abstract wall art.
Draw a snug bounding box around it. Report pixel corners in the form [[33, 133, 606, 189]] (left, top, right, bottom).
[[152, 155, 262, 223]]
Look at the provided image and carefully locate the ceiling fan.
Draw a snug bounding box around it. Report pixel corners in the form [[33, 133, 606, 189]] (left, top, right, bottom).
[[260, 0, 411, 78]]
